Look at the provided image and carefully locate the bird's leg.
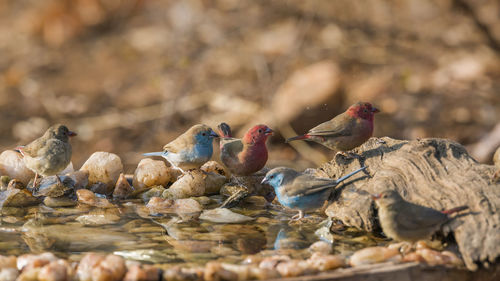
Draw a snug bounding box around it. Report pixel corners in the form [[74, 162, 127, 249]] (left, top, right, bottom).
[[32, 173, 39, 188], [491, 169, 500, 183], [291, 210, 304, 221]]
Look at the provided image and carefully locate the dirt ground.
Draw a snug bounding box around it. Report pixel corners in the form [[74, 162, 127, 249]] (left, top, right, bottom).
[[0, 0, 499, 172]]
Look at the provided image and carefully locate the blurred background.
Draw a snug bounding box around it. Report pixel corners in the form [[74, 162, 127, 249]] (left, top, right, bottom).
[[0, 0, 499, 172]]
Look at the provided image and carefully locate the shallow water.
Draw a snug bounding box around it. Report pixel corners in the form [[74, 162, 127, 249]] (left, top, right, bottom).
[[0, 195, 387, 266]]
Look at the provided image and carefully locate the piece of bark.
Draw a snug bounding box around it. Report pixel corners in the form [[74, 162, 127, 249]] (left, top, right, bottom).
[[321, 137, 500, 271]]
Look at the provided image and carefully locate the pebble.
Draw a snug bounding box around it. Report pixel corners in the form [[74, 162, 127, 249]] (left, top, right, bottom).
[[113, 173, 134, 199], [201, 161, 229, 178], [37, 259, 73, 281], [0, 150, 34, 186], [307, 253, 345, 271], [140, 186, 166, 204], [308, 241, 333, 255], [204, 261, 238, 281], [77, 253, 126, 281], [43, 197, 77, 208], [133, 159, 171, 193], [123, 264, 160, 281], [0, 187, 40, 208], [199, 208, 254, 223], [76, 209, 121, 225], [163, 170, 226, 199], [80, 152, 123, 193], [349, 246, 401, 266], [76, 189, 114, 208]]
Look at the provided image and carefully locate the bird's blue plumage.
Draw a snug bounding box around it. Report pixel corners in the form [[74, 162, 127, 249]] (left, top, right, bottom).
[[262, 166, 366, 220]]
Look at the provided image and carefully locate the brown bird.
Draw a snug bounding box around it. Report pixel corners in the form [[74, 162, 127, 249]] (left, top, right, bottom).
[[286, 102, 379, 153], [372, 190, 468, 242], [17, 124, 77, 185]]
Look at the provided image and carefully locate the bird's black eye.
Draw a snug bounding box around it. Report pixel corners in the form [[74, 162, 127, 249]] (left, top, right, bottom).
[[364, 109, 368, 113], [270, 175, 274, 179], [202, 133, 206, 136], [258, 129, 263, 133]]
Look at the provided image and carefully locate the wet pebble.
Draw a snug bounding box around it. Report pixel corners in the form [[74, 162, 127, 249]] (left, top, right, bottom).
[[276, 259, 316, 278], [0, 187, 40, 208], [146, 197, 202, 217], [140, 186, 166, 204], [37, 259, 74, 281], [7, 179, 23, 190], [204, 261, 238, 281], [43, 197, 77, 208], [0, 255, 18, 280], [76, 189, 114, 208], [32, 176, 71, 197], [410, 248, 464, 266], [349, 246, 401, 266], [307, 253, 345, 271], [123, 264, 161, 281], [308, 241, 333, 255], [162, 266, 203, 281], [77, 253, 126, 281], [80, 152, 123, 193], [201, 161, 229, 179], [76, 209, 121, 225], [0, 150, 35, 185], [113, 173, 134, 199], [133, 159, 172, 193], [199, 208, 254, 223], [17, 252, 58, 271]]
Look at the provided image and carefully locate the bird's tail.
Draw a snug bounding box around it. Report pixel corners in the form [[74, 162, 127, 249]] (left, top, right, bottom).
[[217, 122, 232, 138], [441, 206, 468, 215], [286, 134, 309, 143], [143, 152, 166, 157], [335, 166, 367, 184]]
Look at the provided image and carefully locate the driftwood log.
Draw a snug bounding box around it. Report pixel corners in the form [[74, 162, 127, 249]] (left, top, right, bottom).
[[320, 137, 500, 271]]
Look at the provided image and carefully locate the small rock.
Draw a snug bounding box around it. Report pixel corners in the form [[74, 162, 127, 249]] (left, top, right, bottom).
[[65, 170, 89, 189], [37, 259, 73, 281], [43, 197, 77, 208], [415, 248, 464, 266], [0, 255, 18, 280], [201, 161, 229, 178], [349, 246, 401, 266], [259, 255, 291, 270], [307, 253, 345, 271], [123, 264, 160, 281], [276, 260, 315, 278], [80, 152, 123, 192], [0, 188, 40, 208], [308, 241, 333, 255], [0, 150, 35, 185], [204, 261, 238, 281], [76, 209, 121, 225], [76, 189, 114, 208], [133, 159, 171, 192], [163, 170, 226, 199], [0, 176, 11, 190], [113, 173, 134, 199], [141, 186, 166, 204], [17, 252, 57, 271], [163, 266, 203, 281], [77, 253, 126, 281], [90, 182, 114, 196], [199, 208, 254, 223], [32, 176, 71, 197], [146, 197, 202, 217]]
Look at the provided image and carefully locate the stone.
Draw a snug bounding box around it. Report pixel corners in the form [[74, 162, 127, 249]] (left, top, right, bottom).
[[199, 208, 254, 223], [76, 189, 114, 208], [162, 170, 226, 199], [80, 152, 123, 192], [123, 264, 160, 281], [132, 159, 171, 192], [0, 188, 40, 208], [349, 246, 401, 266], [140, 186, 166, 204], [77, 253, 126, 281], [43, 197, 77, 208], [37, 259, 73, 281], [113, 173, 134, 199], [0, 150, 35, 186], [76, 209, 121, 225]]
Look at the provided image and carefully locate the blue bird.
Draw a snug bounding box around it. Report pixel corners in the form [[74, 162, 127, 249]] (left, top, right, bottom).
[[143, 124, 219, 173], [261, 166, 367, 221]]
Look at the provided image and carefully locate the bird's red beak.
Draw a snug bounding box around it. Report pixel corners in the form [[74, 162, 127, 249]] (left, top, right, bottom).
[[371, 193, 381, 200], [67, 131, 77, 137], [371, 107, 380, 113]]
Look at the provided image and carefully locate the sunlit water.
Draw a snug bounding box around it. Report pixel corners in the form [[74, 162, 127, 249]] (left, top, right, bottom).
[[0, 195, 387, 266]]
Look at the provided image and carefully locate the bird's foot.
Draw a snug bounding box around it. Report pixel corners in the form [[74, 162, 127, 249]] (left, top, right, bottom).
[[387, 241, 414, 255], [491, 169, 500, 183], [290, 211, 304, 221]]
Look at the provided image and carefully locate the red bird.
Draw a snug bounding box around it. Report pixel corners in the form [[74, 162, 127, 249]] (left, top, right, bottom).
[[286, 102, 379, 152], [217, 123, 273, 176]]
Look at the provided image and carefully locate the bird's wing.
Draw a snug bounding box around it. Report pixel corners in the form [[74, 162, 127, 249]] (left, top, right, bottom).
[[22, 137, 49, 158], [307, 113, 355, 137], [395, 203, 448, 230], [283, 175, 337, 197], [163, 133, 193, 154], [221, 138, 243, 158]]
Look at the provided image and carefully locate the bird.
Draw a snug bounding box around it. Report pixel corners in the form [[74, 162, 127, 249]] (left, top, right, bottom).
[[261, 166, 367, 220], [286, 102, 379, 155], [372, 189, 468, 242], [217, 122, 273, 176], [143, 124, 219, 173], [16, 124, 77, 186]]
